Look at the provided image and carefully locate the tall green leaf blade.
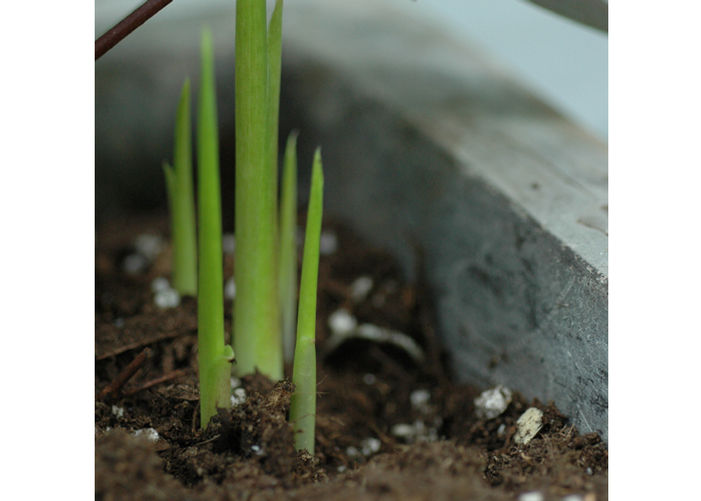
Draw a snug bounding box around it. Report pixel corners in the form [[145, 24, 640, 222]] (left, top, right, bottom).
[[171, 79, 198, 295], [234, 0, 282, 380], [289, 148, 323, 454], [267, 0, 283, 213], [197, 28, 232, 428]]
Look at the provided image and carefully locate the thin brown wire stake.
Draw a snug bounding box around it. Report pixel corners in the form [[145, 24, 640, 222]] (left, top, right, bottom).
[[95, 0, 173, 60], [97, 348, 151, 399], [122, 368, 189, 396]]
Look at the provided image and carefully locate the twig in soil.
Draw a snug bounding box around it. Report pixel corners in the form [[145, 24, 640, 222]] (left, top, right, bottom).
[[122, 368, 188, 396], [97, 348, 151, 400], [95, 0, 173, 60], [194, 434, 221, 447], [96, 330, 181, 360]]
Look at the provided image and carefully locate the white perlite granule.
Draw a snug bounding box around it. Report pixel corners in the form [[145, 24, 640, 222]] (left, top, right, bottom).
[[360, 437, 381, 456], [410, 389, 431, 409], [154, 288, 180, 309], [225, 277, 237, 300], [328, 309, 358, 336], [151, 277, 170, 293], [134, 234, 164, 260], [513, 407, 544, 445], [391, 423, 415, 439], [222, 234, 236, 254], [231, 388, 246, 407], [561, 495, 585, 501], [518, 492, 544, 501], [111, 406, 124, 418], [474, 385, 513, 420], [319, 231, 338, 255], [133, 428, 159, 442], [350, 276, 373, 302], [122, 253, 149, 275]]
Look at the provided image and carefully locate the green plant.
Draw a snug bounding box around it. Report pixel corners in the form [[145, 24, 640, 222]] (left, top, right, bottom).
[[233, 0, 283, 380], [289, 148, 323, 454], [163, 1, 324, 444], [196, 28, 234, 428], [163, 80, 197, 295]]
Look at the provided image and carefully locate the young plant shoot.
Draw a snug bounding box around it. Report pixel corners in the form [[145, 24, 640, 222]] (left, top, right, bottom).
[[233, 0, 283, 380], [196, 28, 233, 428], [279, 133, 298, 363], [163, 80, 197, 295], [289, 149, 324, 454]]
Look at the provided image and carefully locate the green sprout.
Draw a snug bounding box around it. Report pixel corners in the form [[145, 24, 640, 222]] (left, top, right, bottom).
[[279, 132, 298, 363], [289, 149, 324, 454], [196, 28, 234, 428], [233, 0, 283, 380], [163, 79, 197, 296], [161, 1, 325, 440]]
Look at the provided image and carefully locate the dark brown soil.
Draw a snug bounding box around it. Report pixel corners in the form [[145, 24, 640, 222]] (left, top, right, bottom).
[[95, 213, 607, 501]]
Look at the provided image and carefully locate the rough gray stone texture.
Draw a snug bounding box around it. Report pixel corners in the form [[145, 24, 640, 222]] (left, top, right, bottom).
[[95, 0, 607, 438], [281, 1, 608, 439]]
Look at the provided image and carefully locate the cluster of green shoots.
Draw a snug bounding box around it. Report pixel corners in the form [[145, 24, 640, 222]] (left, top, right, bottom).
[[163, 0, 322, 454]]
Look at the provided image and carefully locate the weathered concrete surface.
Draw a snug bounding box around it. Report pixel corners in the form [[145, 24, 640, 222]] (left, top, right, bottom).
[[96, 0, 607, 438], [280, 1, 607, 439]]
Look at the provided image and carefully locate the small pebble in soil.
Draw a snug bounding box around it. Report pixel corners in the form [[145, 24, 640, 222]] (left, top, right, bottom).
[[328, 309, 358, 336], [230, 377, 242, 388], [474, 385, 513, 420], [133, 428, 160, 442], [111, 406, 124, 418], [346, 446, 360, 457], [320, 230, 338, 255], [360, 437, 381, 456], [363, 373, 376, 385], [410, 389, 431, 410], [391, 423, 415, 440], [231, 387, 246, 407], [497, 423, 506, 437], [514, 407, 544, 445], [518, 492, 544, 501], [337, 465, 347, 473], [122, 253, 149, 275], [222, 234, 236, 254], [134, 234, 164, 260], [350, 276, 373, 302], [225, 277, 237, 300], [154, 288, 180, 309], [586, 467, 593, 476], [250, 444, 264, 456], [561, 495, 585, 501], [151, 277, 171, 293]]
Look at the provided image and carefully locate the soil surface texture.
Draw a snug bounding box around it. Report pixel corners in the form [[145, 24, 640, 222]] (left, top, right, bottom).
[[95, 213, 607, 501]]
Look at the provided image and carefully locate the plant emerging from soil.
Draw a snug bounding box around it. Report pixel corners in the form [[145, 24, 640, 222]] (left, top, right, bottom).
[[232, 0, 283, 380], [289, 149, 323, 454], [162, 0, 323, 445], [195, 28, 234, 427]]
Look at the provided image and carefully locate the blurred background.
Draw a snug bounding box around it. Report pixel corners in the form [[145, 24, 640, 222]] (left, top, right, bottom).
[[96, 0, 607, 140]]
